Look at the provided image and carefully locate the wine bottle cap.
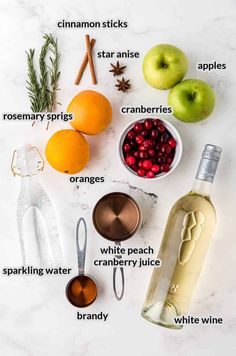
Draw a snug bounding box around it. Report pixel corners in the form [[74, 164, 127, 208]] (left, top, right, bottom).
[[196, 144, 222, 183], [202, 144, 222, 161]]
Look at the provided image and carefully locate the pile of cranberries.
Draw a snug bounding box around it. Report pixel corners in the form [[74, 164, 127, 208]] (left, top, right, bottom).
[[122, 119, 177, 178]]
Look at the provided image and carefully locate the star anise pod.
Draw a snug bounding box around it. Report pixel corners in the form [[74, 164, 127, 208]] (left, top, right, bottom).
[[109, 61, 126, 76], [115, 77, 131, 93]]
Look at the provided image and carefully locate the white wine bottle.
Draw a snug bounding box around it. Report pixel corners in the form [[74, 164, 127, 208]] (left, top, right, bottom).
[[142, 144, 222, 329]]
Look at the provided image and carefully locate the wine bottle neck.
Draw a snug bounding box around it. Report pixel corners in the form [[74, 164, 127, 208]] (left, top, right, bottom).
[[191, 179, 212, 197], [191, 144, 222, 197]]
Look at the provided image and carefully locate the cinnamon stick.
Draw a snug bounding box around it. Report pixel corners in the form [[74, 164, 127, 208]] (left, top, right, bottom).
[[85, 34, 97, 84], [74, 38, 96, 85]]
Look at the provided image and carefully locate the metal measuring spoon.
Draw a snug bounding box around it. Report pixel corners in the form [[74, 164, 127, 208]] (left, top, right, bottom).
[[92, 192, 141, 301], [66, 218, 97, 308]]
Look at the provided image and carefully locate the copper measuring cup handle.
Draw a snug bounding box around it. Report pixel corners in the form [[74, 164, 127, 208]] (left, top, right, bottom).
[[113, 266, 125, 301], [76, 218, 87, 276], [113, 241, 125, 300]]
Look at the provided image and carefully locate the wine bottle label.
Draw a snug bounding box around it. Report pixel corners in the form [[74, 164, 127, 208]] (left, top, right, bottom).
[[178, 211, 205, 265]]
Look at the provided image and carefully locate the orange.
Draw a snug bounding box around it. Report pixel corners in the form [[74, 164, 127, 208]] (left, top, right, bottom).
[[67, 90, 112, 135], [45, 130, 89, 174]]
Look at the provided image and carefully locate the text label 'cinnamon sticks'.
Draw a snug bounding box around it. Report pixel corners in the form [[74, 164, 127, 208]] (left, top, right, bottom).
[[58, 19, 128, 29]]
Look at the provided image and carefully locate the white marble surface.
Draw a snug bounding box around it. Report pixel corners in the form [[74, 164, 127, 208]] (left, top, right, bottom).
[[0, 0, 236, 355]]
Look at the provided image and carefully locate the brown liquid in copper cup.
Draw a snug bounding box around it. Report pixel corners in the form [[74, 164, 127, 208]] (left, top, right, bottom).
[[92, 192, 141, 242], [66, 275, 97, 308]]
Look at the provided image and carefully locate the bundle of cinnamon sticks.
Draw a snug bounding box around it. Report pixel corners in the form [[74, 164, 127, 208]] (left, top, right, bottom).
[[74, 34, 97, 85]]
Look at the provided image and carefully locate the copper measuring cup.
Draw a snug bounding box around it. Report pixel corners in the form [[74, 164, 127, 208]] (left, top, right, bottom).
[[93, 192, 141, 301], [66, 218, 97, 308]]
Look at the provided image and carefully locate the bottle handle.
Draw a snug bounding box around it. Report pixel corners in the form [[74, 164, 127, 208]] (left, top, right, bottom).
[[11, 145, 44, 177]]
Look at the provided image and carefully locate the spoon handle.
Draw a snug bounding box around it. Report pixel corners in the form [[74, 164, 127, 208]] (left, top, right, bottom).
[[76, 218, 87, 275], [113, 241, 125, 300], [113, 266, 125, 301]]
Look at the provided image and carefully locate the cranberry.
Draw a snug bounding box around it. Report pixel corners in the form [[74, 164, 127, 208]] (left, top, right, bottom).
[[131, 165, 138, 172], [156, 143, 161, 151], [126, 156, 136, 166], [136, 135, 144, 145], [153, 119, 162, 127], [138, 160, 143, 168], [148, 149, 156, 157], [133, 151, 140, 158], [139, 151, 148, 159], [134, 123, 143, 132], [143, 140, 153, 149], [144, 119, 153, 130], [127, 130, 135, 140], [157, 156, 165, 164], [140, 130, 148, 137], [130, 139, 137, 148], [166, 157, 173, 165], [160, 133, 170, 143], [139, 145, 147, 151], [125, 152, 132, 157], [123, 143, 131, 152], [138, 168, 145, 177], [146, 171, 155, 178], [162, 155, 167, 163], [167, 146, 173, 155], [157, 124, 166, 133], [160, 144, 167, 153], [160, 144, 170, 155], [168, 138, 177, 148], [142, 160, 152, 170], [151, 164, 160, 173], [150, 129, 159, 139], [161, 164, 170, 172]]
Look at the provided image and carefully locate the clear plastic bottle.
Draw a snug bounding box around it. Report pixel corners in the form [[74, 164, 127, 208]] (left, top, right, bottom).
[[12, 144, 63, 266], [142, 144, 222, 329]]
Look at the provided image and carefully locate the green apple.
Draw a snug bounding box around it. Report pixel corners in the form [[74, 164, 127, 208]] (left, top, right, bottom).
[[168, 79, 215, 123], [143, 44, 188, 90]]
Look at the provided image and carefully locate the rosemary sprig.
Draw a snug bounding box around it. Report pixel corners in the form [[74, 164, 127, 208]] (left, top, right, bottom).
[[26, 33, 61, 115], [39, 36, 50, 111], [44, 34, 61, 112], [26, 49, 43, 112]]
